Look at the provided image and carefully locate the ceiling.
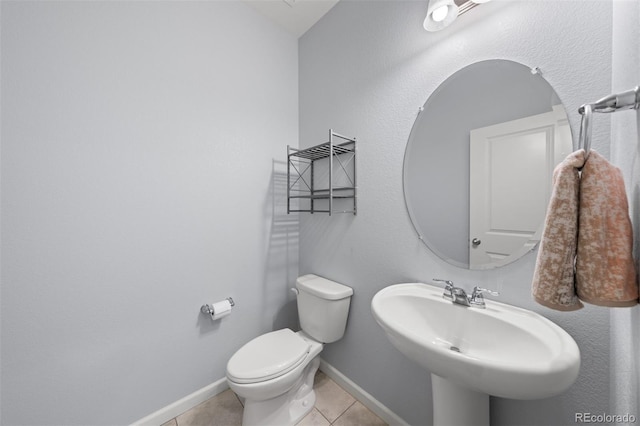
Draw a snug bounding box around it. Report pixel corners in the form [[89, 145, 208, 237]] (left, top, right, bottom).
[[242, 0, 340, 38]]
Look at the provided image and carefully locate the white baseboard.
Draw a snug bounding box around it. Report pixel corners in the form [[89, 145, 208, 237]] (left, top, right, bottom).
[[131, 360, 408, 426], [131, 377, 229, 426], [319, 359, 409, 426]]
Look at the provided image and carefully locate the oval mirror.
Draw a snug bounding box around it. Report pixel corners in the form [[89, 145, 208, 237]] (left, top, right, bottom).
[[404, 59, 573, 270]]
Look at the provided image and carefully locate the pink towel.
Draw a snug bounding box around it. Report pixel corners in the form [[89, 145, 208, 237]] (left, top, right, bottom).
[[576, 150, 638, 307], [532, 150, 585, 311], [532, 149, 638, 311]]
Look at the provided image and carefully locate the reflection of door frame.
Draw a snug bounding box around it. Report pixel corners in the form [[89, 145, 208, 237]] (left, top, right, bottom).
[[469, 106, 571, 269]]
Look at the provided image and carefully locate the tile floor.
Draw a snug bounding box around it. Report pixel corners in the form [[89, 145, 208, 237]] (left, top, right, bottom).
[[161, 371, 387, 426]]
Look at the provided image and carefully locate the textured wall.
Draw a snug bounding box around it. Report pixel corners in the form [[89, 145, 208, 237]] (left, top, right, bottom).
[[1, 2, 298, 424], [610, 0, 640, 418], [299, 1, 613, 424]]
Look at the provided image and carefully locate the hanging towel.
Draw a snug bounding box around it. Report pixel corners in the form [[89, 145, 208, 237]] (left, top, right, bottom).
[[575, 150, 638, 307], [532, 150, 585, 311]]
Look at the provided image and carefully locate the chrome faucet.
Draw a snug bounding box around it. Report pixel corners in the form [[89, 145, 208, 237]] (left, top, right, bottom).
[[433, 279, 499, 309]]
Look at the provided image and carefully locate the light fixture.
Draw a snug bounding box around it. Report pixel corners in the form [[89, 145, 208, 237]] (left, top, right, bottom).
[[423, 0, 458, 32], [423, 0, 491, 32], [431, 5, 450, 22]]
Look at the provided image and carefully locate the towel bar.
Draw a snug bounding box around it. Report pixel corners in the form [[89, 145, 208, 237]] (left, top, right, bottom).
[[578, 86, 639, 114], [577, 86, 639, 156]]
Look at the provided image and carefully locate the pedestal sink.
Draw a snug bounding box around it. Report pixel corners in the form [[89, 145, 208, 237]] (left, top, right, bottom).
[[371, 283, 580, 425]]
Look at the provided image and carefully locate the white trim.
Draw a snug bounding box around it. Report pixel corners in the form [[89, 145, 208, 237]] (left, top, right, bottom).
[[131, 377, 229, 426], [319, 359, 410, 426], [131, 360, 409, 426]]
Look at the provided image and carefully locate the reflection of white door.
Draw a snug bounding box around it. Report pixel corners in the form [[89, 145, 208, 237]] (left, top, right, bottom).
[[469, 106, 571, 268]]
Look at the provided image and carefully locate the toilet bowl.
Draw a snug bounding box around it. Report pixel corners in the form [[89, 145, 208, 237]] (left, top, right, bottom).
[[227, 329, 323, 425], [226, 274, 353, 426]]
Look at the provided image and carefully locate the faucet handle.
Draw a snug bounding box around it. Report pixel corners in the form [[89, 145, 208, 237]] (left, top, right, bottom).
[[472, 286, 499, 297], [433, 278, 454, 288], [433, 278, 455, 301], [470, 286, 499, 307]]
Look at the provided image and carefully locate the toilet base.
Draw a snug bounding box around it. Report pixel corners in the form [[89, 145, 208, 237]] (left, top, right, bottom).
[[241, 356, 320, 426]]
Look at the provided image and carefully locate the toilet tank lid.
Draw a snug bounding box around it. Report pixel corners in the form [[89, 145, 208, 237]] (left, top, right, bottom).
[[296, 274, 353, 300]]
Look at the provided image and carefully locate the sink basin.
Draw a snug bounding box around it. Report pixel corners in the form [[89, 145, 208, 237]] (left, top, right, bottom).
[[372, 283, 580, 400]]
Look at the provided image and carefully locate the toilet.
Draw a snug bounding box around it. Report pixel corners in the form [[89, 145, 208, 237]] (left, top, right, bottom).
[[226, 274, 353, 426]]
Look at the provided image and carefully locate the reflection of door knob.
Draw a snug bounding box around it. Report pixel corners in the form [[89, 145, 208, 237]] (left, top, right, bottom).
[[472, 238, 481, 247]]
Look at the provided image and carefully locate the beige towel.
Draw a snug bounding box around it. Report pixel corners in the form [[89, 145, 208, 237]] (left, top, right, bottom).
[[532, 149, 638, 311], [532, 150, 585, 311], [576, 150, 638, 307]]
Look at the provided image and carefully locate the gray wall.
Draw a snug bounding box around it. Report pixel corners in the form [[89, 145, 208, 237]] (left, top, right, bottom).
[[299, 1, 613, 425], [1, 1, 298, 424], [610, 0, 640, 418]]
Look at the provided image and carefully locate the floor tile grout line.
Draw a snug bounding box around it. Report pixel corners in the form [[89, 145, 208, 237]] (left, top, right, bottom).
[[314, 406, 332, 425], [329, 400, 358, 425], [315, 407, 329, 424], [234, 392, 244, 407]]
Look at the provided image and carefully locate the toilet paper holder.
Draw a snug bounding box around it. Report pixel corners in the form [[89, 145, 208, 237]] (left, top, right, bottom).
[[201, 297, 235, 316]]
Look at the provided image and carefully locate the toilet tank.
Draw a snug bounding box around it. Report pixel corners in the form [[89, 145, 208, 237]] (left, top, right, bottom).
[[296, 274, 353, 343]]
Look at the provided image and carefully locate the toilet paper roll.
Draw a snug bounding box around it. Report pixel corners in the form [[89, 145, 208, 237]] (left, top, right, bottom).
[[210, 299, 232, 320]]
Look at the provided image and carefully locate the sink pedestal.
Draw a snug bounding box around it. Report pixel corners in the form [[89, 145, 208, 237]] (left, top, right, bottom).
[[432, 374, 489, 426]]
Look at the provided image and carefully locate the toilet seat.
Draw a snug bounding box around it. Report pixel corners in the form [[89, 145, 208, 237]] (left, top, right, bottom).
[[227, 329, 311, 384]]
